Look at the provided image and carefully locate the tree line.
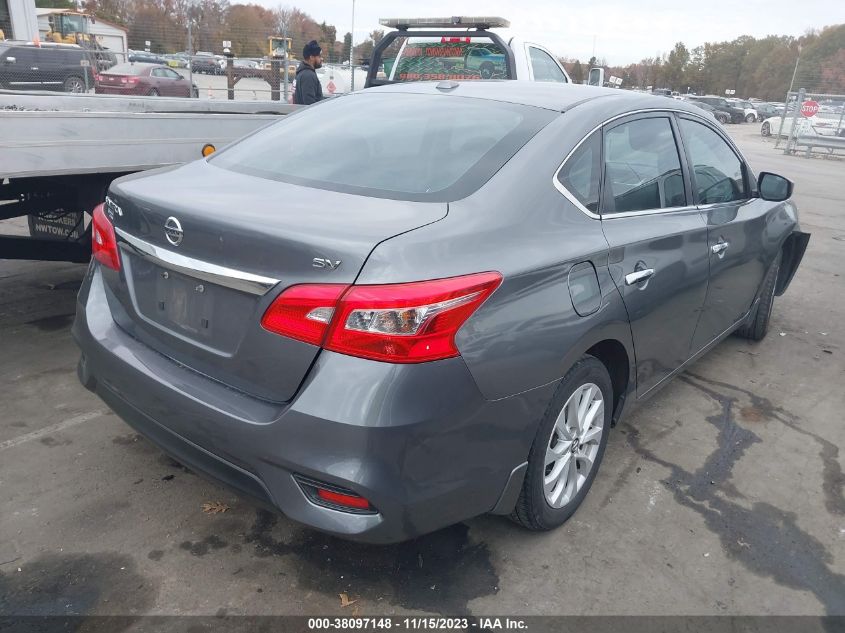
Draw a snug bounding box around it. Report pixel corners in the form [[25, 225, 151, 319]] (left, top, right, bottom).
[[563, 24, 845, 100], [37, 0, 845, 99]]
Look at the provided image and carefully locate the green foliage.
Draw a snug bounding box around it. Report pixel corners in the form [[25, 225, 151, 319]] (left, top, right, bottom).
[[36, 0, 76, 8], [570, 59, 584, 84]]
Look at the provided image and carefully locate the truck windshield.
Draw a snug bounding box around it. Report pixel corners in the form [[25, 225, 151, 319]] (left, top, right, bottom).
[[211, 92, 554, 202], [385, 36, 511, 82]]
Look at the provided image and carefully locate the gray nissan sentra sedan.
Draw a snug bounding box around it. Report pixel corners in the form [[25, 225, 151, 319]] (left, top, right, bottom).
[[73, 81, 809, 543]]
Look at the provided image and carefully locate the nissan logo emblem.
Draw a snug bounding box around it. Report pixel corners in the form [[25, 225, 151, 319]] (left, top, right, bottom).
[[164, 216, 183, 246]]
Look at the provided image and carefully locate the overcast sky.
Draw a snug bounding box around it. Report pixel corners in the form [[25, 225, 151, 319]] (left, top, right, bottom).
[[252, 0, 845, 65]]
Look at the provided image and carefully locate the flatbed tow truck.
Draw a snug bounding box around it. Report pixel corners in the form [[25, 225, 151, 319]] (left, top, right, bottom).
[[1, 16, 572, 264]]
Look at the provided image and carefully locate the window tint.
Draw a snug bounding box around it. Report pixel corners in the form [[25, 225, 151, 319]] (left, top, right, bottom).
[[163, 68, 181, 79], [529, 47, 567, 83], [603, 117, 686, 213], [679, 119, 747, 204], [557, 132, 601, 212], [212, 93, 554, 201]]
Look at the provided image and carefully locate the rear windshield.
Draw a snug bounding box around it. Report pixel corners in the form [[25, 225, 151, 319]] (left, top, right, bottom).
[[386, 37, 511, 82], [103, 63, 147, 76], [211, 92, 554, 201]]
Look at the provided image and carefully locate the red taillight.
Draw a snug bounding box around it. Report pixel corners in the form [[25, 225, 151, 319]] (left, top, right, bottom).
[[260, 284, 347, 345], [91, 202, 120, 271], [260, 272, 502, 363], [316, 488, 371, 510]]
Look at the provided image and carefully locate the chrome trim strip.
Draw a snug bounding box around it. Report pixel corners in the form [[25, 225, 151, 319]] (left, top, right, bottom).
[[602, 204, 700, 220], [115, 227, 280, 296], [552, 107, 730, 220]]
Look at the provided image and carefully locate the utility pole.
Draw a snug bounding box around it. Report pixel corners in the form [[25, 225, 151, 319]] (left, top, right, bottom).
[[282, 22, 289, 102], [349, 0, 356, 92]]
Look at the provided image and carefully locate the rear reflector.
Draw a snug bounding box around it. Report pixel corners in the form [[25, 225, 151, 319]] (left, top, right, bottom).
[[294, 475, 376, 514], [316, 488, 372, 510], [91, 202, 121, 271], [260, 272, 502, 363]]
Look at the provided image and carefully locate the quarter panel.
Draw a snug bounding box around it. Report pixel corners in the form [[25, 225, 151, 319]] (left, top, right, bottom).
[[358, 114, 634, 401]]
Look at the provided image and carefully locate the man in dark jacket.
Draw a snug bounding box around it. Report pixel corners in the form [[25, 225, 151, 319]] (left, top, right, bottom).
[[293, 40, 324, 105]]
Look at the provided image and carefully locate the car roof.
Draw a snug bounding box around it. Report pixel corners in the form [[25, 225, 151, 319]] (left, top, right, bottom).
[[364, 80, 708, 119], [0, 40, 84, 50]]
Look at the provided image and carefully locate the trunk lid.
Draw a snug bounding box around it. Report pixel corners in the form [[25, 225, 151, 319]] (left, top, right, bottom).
[[105, 160, 447, 402]]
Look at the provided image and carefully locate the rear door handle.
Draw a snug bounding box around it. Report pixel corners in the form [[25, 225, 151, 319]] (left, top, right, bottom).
[[625, 268, 655, 285], [711, 240, 730, 256]]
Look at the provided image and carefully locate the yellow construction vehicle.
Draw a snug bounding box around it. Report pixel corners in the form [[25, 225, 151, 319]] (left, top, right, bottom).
[[44, 12, 95, 46]]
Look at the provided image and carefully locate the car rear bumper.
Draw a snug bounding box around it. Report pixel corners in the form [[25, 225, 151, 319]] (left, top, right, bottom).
[[73, 265, 549, 543], [95, 86, 144, 95]]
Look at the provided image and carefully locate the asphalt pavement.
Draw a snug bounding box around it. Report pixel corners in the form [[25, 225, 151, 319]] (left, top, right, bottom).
[[0, 123, 843, 620]]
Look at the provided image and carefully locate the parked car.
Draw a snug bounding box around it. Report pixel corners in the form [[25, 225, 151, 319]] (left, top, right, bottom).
[[233, 58, 263, 78], [760, 114, 842, 138], [727, 98, 759, 123], [163, 54, 189, 69], [95, 62, 196, 97], [74, 82, 809, 543], [687, 99, 729, 124], [464, 46, 507, 78], [754, 102, 783, 120], [687, 95, 745, 123], [0, 41, 95, 92], [127, 51, 167, 65], [191, 52, 220, 75]]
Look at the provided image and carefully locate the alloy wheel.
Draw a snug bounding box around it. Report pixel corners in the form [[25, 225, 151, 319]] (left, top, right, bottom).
[[543, 383, 604, 508]]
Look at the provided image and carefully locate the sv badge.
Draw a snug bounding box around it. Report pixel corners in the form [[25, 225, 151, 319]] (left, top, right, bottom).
[[312, 257, 341, 270]]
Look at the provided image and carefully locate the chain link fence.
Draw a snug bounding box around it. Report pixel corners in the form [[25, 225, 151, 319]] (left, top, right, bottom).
[[770, 90, 845, 158], [1, 15, 370, 102]]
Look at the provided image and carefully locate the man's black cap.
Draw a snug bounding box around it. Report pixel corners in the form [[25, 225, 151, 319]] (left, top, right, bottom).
[[303, 40, 322, 58]]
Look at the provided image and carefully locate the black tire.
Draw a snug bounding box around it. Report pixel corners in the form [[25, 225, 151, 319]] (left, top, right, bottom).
[[736, 251, 782, 341], [511, 355, 613, 531], [63, 76, 85, 93], [479, 62, 494, 79], [761, 122, 771, 137], [717, 113, 729, 124], [147, 88, 160, 97], [746, 113, 756, 123]]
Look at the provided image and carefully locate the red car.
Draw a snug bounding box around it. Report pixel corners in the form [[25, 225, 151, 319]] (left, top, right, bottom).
[[95, 62, 196, 97]]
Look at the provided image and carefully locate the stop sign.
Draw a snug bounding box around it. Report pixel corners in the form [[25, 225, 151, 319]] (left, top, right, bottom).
[[801, 100, 820, 117]]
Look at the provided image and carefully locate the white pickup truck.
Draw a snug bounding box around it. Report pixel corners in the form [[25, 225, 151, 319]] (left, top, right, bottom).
[[365, 16, 571, 88]]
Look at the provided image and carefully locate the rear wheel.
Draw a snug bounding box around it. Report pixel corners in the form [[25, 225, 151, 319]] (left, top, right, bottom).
[[717, 113, 729, 124], [511, 356, 612, 531], [63, 76, 85, 93], [761, 121, 771, 137], [746, 113, 756, 123], [736, 251, 782, 341], [147, 88, 160, 97]]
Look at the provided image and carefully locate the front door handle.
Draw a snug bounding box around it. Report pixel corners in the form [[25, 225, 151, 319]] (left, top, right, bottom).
[[711, 240, 730, 257], [625, 268, 655, 285]]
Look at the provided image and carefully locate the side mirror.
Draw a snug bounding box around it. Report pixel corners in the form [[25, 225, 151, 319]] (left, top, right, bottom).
[[587, 67, 604, 86], [758, 172, 793, 202]]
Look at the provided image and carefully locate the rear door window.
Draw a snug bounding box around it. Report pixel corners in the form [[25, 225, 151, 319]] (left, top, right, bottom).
[[528, 46, 567, 82], [388, 36, 511, 82], [679, 118, 748, 204], [557, 132, 601, 213], [602, 117, 687, 213]]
